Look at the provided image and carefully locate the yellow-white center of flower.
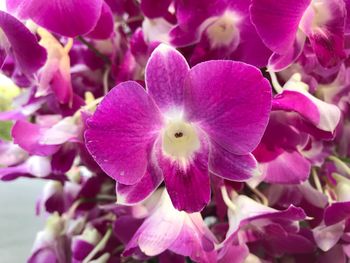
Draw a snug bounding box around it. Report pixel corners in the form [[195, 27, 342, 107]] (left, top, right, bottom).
[[162, 119, 200, 162], [205, 11, 241, 49], [300, 0, 331, 32]]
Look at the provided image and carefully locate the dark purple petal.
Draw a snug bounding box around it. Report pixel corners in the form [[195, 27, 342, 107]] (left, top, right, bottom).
[[141, 0, 172, 18], [85, 81, 163, 185], [0, 10, 46, 74], [145, 44, 189, 113], [324, 201, 350, 226], [85, 2, 114, 40], [7, 0, 103, 37], [184, 60, 271, 155], [155, 134, 210, 213], [250, 0, 310, 53]]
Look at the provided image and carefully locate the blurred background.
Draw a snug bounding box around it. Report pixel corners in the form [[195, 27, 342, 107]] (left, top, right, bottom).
[[0, 179, 45, 262]]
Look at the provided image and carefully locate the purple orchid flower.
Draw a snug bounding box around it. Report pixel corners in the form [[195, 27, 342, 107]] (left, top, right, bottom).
[[85, 44, 272, 212], [169, 0, 271, 66], [251, 0, 347, 70]]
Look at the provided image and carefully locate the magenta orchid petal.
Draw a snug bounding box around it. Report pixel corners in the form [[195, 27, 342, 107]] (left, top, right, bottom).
[[268, 31, 306, 71], [184, 60, 271, 155], [12, 120, 60, 156], [7, 0, 104, 37], [116, 161, 163, 205], [155, 133, 210, 213], [209, 141, 259, 181], [260, 150, 311, 184], [300, 0, 347, 68], [85, 2, 114, 40], [324, 202, 350, 226], [85, 81, 163, 185], [145, 44, 189, 113], [250, 0, 310, 54], [0, 10, 46, 74], [273, 87, 341, 133], [140, 0, 172, 19], [226, 195, 306, 238]]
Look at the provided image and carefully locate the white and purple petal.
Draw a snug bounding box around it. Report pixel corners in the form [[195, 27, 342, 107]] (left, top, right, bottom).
[[145, 44, 189, 114]]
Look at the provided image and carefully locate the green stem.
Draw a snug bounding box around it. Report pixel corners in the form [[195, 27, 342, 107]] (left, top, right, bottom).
[[77, 36, 111, 65]]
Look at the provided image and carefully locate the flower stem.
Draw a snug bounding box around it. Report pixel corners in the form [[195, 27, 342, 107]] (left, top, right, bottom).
[[220, 186, 237, 211], [77, 36, 111, 65], [83, 227, 113, 263]]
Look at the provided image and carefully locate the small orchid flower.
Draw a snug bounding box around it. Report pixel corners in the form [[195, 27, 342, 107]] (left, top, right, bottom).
[[169, 0, 271, 66], [85, 44, 272, 212], [251, 0, 347, 70]]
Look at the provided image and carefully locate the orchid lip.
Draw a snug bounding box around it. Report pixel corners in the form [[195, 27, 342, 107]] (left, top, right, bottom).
[[161, 118, 200, 164], [205, 10, 241, 49]]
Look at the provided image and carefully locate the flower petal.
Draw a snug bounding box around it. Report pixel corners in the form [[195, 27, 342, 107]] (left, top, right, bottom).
[[124, 191, 185, 256], [12, 120, 60, 156], [85, 81, 163, 185], [155, 134, 210, 213], [260, 150, 311, 184], [7, 0, 103, 37], [85, 2, 114, 40], [184, 60, 271, 155], [116, 160, 163, 205], [209, 141, 259, 181], [145, 44, 189, 114], [0, 10, 46, 74], [273, 87, 341, 133], [250, 0, 310, 53]]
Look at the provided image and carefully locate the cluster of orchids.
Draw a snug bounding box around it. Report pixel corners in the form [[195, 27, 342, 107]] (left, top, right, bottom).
[[1, 0, 350, 262]]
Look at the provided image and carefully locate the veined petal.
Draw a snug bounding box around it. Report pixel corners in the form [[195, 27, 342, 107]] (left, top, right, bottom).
[[209, 141, 259, 182], [155, 132, 210, 213], [85, 81, 163, 185], [7, 0, 104, 37], [250, 0, 310, 54], [184, 60, 271, 155], [145, 44, 189, 114]]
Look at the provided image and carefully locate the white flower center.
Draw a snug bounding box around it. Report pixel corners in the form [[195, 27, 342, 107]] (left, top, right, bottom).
[[162, 119, 200, 162], [205, 11, 241, 49]]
